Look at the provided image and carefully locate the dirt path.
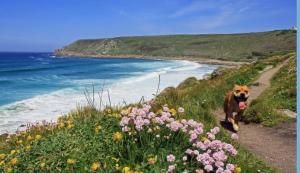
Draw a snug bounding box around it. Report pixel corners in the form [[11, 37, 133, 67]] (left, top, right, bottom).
[[213, 59, 296, 173]]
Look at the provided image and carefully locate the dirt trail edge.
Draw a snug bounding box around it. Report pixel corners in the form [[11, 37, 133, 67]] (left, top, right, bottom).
[[213, 58, 296, 173]]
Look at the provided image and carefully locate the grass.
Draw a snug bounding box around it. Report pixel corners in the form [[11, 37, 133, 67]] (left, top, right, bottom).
[[57, 30, 296, 62], [244, 53, 296, 126], [0, 53, 293, 173]]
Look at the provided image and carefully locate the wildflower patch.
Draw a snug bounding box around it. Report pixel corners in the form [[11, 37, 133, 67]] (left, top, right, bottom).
[[120, 104, 239, 172]]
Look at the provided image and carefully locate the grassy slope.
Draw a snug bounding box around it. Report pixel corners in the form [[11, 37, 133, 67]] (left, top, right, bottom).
[[60, 30, 296, 61], [0, 53, 293, 173], [244, 54, 296, 126]]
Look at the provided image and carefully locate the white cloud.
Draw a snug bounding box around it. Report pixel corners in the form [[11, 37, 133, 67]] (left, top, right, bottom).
[[169, 1, 219, 18]]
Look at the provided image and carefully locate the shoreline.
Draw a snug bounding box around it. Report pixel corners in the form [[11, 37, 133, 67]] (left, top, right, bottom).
[[54, 51, 248, 67], [0, 55, 219, 134]]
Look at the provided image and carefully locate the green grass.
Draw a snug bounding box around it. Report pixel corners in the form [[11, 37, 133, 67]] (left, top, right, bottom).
[[244, 53, 296, 126], [57, 30, 296, 61], [0, 53, 293, 173]]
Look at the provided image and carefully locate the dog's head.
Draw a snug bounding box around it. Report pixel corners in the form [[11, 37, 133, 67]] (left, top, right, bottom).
[[233, 85, 249, 110]]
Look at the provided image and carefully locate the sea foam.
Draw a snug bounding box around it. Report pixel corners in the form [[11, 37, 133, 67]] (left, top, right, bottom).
[[0, 59, 217, 133]]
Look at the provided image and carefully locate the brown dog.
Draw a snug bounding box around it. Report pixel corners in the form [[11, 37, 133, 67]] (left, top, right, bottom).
[[224, 85, 249, 131]]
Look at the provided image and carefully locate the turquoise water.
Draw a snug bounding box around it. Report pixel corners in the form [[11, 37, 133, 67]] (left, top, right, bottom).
[[0, 52, 217, 133]]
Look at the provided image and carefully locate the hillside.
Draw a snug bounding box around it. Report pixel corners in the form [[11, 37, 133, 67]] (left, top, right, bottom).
[[1, 53, 294, 172], [55, 30, 296, 61]]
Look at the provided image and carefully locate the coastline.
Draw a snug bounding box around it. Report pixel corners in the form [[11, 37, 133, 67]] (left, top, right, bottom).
[[0, 54, 219, 134], [54, 50, 248, 67]]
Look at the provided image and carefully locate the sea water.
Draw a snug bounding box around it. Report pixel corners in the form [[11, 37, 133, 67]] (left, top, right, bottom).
[[0, 52, 217, 133]]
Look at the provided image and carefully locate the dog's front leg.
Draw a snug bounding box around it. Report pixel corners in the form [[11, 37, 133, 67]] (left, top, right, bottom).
[[230, 112, 239, 131]]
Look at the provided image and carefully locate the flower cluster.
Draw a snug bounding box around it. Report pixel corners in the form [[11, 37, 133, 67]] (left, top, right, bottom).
[[120, 104, 239, 173]]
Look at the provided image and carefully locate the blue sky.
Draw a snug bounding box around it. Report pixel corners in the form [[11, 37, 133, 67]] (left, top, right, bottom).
[[0, 0, 296, 52]]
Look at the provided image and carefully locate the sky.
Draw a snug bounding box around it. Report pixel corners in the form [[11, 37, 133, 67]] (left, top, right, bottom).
[[0, 0, 296, 52]]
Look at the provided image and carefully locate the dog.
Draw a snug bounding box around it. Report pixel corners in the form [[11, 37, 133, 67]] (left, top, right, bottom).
[[224, 85, 249, 132]]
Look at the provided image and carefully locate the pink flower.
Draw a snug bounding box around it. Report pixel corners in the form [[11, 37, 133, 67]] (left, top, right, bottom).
[[209, 140, 223, 150], [122, 126, 129, 132], [178, 107, 185, 113], [148, 112, 156, 118], [163, 105, 169, 112], [210, 127, 220, 135], [166, 164, 176, 173], [204, 165, 213, 172], [189, 132, 198, 142], [168, 121, 183, 131], [226, 163, 235, 171], [207, 132, 215, 140], [120, 117, 130, 126], [196, 141, 207, 150], [212, 150, 227, 162], [231, 133, 239, 140], [195, 169, 204, 173], [118, 104, 240, 173], [224, 170, 232, 173], [215, 161, 225, 168], [185, 149, 193, 155], [216, 167, 224, 173], [166, 154, 175, 162], [193, 150, 200, 156]]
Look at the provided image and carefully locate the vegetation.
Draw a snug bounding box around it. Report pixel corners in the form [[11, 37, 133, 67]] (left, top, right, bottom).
[[57, 30, 296, 61], [244, 53, 296, 126], [0, 52, 293, 173]]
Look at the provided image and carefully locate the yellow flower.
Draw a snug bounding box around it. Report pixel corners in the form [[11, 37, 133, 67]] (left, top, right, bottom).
[[10, 150, 16, 155], [35, 135, 42, 140], [201, 136, 208, 142], [147, 156, 157, 165], [40, 162, 46, 169], [156, 109, 163, 115], [105, 108, 112, 114], [169, 108, 177, 116], [16, 140, 23, 145], [120, 107, 131, 116], [115, 164, 120, 170], [91, 162, 101, 172], [112, 113, 121, 118], [10, 158, 18, 165], [66, 120, 73, 125], [95, 125, 102, 133], [113, 132, 123, 142], [0, 160, 4, 166], [58, 122, 65, 128], [27, 135, 33, 141], [234, 166, 241, 173], [122, 166, 132, 173], [0, 153, 6, 159], [25, 145, 31, 151], [67, 124, 74, 129], [67, 159, 76, 165], [5, 167, 12, 173]]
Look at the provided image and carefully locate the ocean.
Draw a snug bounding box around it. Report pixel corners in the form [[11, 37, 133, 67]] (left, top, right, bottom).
[[0, 52, 217, 133]]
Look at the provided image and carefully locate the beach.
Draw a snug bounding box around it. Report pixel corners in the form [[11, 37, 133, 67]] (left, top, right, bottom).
[[0, 52, 218, 133]]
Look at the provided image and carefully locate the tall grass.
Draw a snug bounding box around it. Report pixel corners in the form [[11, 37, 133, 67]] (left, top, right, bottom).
[[0, 53, 292, 172], [244, 54, 296, 126]]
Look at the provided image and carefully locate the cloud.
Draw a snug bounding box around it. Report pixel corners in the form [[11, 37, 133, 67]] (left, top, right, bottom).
[[169, 1, 218, 18], [172, 0, 259, 32]]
